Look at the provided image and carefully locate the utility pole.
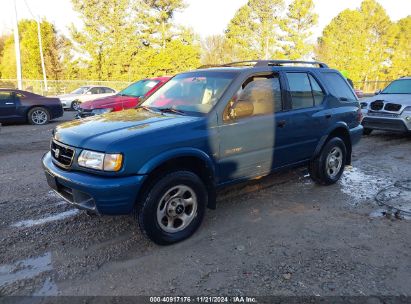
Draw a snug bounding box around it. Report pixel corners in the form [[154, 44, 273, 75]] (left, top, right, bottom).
[[13, 0, 23, 89], [37, 17, 48, 92]]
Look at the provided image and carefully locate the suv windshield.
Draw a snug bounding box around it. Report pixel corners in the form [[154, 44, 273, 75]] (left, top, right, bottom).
[[142, 71, 238, 114], [382, 79, 411, 94], [119, 79, 160, 97], [71, 87, 90, 94]]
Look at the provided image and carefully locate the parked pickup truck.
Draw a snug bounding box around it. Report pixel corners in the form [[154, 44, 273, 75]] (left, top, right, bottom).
[[42, 60, 363, 245]]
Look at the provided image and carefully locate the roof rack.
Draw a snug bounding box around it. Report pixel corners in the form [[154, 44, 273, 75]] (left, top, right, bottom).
[[198, 60, 328, 69]]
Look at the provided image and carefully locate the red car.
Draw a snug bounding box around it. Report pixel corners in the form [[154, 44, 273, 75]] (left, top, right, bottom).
[[77, 76, 170, 117]]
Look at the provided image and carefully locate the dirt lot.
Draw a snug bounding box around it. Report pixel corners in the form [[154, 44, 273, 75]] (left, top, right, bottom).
[[0, 111, 410, 297]]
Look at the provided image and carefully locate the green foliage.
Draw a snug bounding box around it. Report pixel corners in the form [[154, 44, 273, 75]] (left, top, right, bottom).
[[280, 0, 318, 60], [226, 0, 284, 60], [138, 0, 187, 48], [70, 0, 199, 80], [201, 35, 233, 65], [0, 19, 67, 80], [316, 0, 407, 82], [387, 16, 411, 79]]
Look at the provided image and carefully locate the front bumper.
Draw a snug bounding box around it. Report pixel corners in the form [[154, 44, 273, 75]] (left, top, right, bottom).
[[362, 114, 411, 132], [42, 152, 145, 215]]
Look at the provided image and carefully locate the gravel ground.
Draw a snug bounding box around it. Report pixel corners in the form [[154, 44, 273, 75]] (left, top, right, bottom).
[[0, 111, 410, 297]]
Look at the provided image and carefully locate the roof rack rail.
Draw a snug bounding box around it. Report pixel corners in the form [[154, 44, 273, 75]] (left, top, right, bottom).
[[198, 60, 328, 69]]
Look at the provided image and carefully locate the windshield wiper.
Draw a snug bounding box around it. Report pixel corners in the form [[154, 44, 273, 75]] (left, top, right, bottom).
[[138, 105, 159, 114], [157, 108, 186, 116]]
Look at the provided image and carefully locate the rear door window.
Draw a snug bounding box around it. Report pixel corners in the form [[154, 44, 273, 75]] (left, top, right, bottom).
[[286, 73, 314, 109], [0, 91, 13, 100], [309, 75, 325, 106], [322, 72, 356, 101]]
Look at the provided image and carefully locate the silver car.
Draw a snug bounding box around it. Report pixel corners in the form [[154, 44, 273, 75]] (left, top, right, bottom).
[[58, 86, 116, 110], [361, 77, 411, 135]]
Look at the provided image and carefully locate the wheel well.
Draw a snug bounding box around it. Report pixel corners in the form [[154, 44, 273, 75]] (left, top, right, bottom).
[[25, 106, 49, 120], [327, 127, 352, 165], [137, 156, 216, 209]]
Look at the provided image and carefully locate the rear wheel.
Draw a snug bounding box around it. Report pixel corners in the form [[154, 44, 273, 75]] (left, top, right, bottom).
[[28, 107, 50, 125], [136, 171, 207, 245], [363, 128, 373, 135], [309, 137, 347, 185]]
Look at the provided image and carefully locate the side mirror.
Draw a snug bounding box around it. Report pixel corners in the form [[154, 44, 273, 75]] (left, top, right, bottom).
[[230, 100, 254, 119], [375, 90, 381, 95]]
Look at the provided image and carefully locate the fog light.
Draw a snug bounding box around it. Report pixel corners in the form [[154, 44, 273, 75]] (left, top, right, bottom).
[[406, 116, 411, 121]]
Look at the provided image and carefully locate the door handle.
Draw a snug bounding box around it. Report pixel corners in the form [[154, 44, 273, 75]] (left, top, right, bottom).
[[277, 120, 286, 128], [5, 102, 14, 105], [325, 114, 332, 119]]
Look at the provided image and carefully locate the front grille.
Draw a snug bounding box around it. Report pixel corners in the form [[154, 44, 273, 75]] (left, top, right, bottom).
[[384, 103, 402, 112], [51, 140, 75, 167], [370, 100, 384, 111]]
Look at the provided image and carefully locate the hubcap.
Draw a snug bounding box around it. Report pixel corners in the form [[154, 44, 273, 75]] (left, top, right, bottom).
[[32, 110, 47, 125], [156, 185, 197, 233], [326, 146, 343, 178], [72, 102, 80, 110]]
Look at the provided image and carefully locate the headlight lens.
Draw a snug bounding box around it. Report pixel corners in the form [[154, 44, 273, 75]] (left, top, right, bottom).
[[403, 106, 411, 112], [92, 108, 112, 115], [78, 150, 123, 171]]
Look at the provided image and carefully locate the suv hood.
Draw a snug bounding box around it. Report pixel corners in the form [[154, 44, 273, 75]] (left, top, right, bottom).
[[80, 95, 138, 110], [54, 109, 201, 151], [363, 94, 411, 106]]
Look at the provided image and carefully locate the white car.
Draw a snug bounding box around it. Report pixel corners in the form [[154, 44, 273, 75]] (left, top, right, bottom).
[[58, 86, 117, 110], [361, 77, 411, 134]]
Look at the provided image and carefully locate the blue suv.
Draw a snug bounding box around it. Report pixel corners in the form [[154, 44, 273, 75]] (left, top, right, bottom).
[[42, 60, 363, 244]]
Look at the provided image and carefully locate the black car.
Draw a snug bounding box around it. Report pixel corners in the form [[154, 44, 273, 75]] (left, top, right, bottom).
[[0, 89, 63, 125]]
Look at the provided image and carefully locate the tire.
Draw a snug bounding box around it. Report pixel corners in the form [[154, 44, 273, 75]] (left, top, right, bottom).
[[363, 128, 373, 135], [27, 107, 50, 125], [136, 171, 207, 245], [309, 137, 347, 185], [71, 100, 80, 111]]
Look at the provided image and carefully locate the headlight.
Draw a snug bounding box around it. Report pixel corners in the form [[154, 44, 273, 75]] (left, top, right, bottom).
[[403, 106, 411, 112], [78, 150, 123, 171], [92, 108, 113, 115]]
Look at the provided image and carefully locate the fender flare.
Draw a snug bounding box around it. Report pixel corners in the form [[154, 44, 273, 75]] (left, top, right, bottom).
[[312, 122, 352, 163], [138, 148, 217, 209]]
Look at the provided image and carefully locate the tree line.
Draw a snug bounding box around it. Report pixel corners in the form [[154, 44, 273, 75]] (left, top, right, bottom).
[[0, 0, 409, 84]]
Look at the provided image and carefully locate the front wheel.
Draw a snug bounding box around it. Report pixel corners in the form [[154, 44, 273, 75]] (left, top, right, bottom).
[[309, 137, 347, 185], [136, 171, 207, 245], [28, 107, 50, 125], [71, 100, 80, 111]]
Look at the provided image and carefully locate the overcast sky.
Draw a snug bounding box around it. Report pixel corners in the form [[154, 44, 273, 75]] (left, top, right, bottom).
[[0, 0, 410, 39]]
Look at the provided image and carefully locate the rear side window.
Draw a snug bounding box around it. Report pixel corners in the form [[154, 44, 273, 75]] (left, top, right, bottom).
[[286, 73, 324, 109], [322, 72, 356, 101], [309, 75, 325, 106]]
